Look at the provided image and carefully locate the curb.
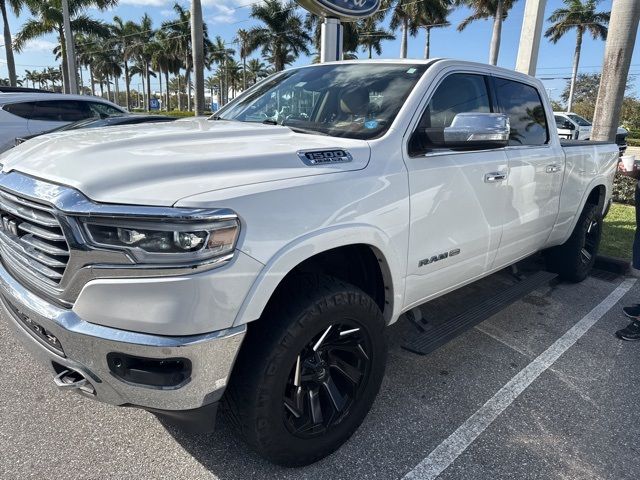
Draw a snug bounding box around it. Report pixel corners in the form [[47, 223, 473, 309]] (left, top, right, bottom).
[[595, 255, 630, 275]]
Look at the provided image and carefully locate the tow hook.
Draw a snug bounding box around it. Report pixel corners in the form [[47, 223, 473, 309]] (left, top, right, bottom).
[[54, 369, 96, 396]]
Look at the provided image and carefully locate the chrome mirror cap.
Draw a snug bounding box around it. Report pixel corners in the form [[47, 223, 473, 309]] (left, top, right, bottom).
[[444, 113, 510, 146]]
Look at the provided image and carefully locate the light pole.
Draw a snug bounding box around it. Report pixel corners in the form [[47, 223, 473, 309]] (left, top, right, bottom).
[[61, 0, 78, 94], [191, 0, 205, 116], [592, 0, 640, 141]]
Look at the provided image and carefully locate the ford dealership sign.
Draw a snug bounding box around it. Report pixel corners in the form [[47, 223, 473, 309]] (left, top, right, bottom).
[[296, 0, 381, 20]]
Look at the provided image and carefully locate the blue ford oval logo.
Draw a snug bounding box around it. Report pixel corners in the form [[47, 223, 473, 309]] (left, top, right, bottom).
[[296, 0, 381, 19]]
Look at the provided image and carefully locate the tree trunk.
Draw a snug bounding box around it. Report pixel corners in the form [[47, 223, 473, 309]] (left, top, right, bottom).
[[424, 27, 431, 59], [242, 55, 247, 91], [99, 81, 104, 98], [61, 0, 78, 94], [158, 68, 163, 111], [114, 75, 120, 105], [369, 44, 373, 59], [145, 61, 151, 112], [192, 0, 205, 115], [177, 75, 182, 111], [566, 28, 583, 112], [165, 69, 170, 111], [186, 66, 192, 111], [489, 0, 504, 65], [89, 64, 95, 96], [124, 59, 131, 110], [60, 30, 70, 93], [592, 0, 640, 141], [1, 1, 17, 86], [400, 18, 408, 59], [78, 65, 84, 92], [106, 74, 112, 102]]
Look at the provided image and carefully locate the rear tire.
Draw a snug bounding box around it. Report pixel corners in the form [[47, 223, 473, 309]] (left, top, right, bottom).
[[224, 274, 387, 467], [545, 203, 602, 282]]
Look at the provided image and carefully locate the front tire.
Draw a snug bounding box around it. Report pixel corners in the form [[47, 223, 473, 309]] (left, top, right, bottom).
[[545, 203, 602, 282], [224, 274, 387, 466]]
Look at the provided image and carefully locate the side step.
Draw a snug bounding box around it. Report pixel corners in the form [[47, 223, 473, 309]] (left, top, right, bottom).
[[402, 270, 558, 355]]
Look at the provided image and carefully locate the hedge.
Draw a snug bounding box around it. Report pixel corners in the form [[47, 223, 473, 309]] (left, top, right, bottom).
[[613, 172, 637, 205], [628, 138, 640, 147]]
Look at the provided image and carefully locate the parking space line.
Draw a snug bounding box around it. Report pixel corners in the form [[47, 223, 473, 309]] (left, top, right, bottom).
[[403, 278, 636, 480]]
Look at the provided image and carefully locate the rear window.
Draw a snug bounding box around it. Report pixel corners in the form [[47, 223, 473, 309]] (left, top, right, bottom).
[[494, 78, 549, 146], [4, 102, 36, 119]]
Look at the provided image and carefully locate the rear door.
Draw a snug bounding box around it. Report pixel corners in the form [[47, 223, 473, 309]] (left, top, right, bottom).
[[492, 76, 564, 267], [26, 100, 93, 135], [403, 71, 509, 308]]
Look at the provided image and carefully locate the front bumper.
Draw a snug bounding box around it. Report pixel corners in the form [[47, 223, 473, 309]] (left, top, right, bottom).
[[0, 260, 246, 412]]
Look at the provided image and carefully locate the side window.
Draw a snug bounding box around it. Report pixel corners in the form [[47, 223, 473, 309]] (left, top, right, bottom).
[[409, 73, 491, 156], [30, 101, 92, 122], [89, 102, 125, 117], [4, 102, 37, 119], [554, 115, 565, 128], [494, 78, 548, 146]]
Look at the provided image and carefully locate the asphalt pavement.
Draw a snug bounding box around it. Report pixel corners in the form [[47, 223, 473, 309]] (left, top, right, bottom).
[[1, 262, 640, 480]]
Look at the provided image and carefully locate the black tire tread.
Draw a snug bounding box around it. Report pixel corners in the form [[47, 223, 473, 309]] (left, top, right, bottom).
[[223, 273, 386, 466]]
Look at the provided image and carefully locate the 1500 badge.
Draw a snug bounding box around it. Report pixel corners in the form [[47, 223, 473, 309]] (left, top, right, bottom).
[[418, 249, 460, 267]]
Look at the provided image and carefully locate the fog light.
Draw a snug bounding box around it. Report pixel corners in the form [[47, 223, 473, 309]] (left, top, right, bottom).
[[107, 353, 191, 388]]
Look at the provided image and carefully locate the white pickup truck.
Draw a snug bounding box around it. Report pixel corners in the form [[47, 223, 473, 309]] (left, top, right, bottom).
[[0, 60, 618, 466]]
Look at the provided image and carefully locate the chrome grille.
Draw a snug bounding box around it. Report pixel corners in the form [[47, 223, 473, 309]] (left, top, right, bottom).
[[0, 189, 69, 286]]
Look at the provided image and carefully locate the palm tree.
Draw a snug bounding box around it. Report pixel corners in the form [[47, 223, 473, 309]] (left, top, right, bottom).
[[1, 0, 24, 87], [358, 17, 395, 59], [208, 35, 235, 106], [420, 0, 452, 58], [112, 16, 138, 109], [14, 0, 114, 93], [545, 0, 609, 112], [128, 14, 155, 111], [205, 75, 218, 109], [456, 0, 517, 65], [249, 0, 311, 72], [247, 58, 268, 85], [390, 0, 421, 58], [235, 28, 252, 90]]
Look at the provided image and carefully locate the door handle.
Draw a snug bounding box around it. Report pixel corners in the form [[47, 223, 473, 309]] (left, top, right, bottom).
[[484, 171, 507, 183], [545, 164, 562, 173]]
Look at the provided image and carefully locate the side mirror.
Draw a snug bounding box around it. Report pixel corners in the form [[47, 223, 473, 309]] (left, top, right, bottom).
[[442, 113, 510, 149]]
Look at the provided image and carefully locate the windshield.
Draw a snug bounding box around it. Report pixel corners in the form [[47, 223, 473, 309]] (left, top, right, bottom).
[[567, 114, 591, 126], [214, 63, 429, 140]]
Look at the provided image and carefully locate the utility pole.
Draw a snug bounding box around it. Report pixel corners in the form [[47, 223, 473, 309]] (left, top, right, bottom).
[[592, 0, 640, 141], [61, 0, 78, 94], [191, 0, 205, 115], [515, 0, 547, 76]]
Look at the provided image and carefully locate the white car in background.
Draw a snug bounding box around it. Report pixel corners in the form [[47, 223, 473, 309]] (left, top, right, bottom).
[[554, 111, 629, 153], [0, 92, 127, 153]]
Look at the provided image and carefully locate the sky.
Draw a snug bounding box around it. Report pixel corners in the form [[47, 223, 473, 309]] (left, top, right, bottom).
[[1, 0, 639, 102]]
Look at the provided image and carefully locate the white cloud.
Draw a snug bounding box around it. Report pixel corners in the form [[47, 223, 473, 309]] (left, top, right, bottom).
[[22, 39, 58, 53], [119, 0, 169, 6]]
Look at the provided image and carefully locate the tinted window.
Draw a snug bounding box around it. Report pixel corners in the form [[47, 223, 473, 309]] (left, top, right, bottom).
[[88, 102, 125, 117], [4, 102, 36, 119], [567, 114, 591, 126], [409, 73, 491, 155], [554, 115, 567, 128], [26, 101, 92, 122], [494, 78, 548, 146]]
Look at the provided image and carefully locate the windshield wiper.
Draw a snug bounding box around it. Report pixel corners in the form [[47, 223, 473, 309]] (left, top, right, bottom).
[[262, 119, 278, 125]]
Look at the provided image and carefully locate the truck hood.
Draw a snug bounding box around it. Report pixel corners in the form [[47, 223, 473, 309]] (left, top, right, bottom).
[[0, 118, 371, 206]]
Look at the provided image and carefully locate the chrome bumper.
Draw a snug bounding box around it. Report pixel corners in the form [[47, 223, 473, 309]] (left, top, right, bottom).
[[0, 261, 246, 411]]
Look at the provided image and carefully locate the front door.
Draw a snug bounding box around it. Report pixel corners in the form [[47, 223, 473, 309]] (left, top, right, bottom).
[[403, 72, 509, 309]]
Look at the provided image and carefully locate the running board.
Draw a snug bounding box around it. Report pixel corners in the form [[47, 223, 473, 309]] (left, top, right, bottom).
[[402, 270, 558, 355]]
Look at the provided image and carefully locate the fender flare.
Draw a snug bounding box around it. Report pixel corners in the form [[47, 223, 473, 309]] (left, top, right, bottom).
[[560, 177, 609, 245], [233, 224, 406, 326]]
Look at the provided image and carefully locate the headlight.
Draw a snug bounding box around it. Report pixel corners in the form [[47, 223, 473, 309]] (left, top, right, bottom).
[[81, 216, 240, 266]]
